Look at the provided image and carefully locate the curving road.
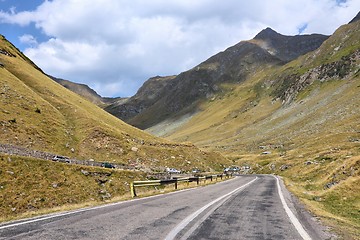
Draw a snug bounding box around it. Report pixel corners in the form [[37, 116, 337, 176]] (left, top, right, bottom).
[[0, 175, 331, 240]]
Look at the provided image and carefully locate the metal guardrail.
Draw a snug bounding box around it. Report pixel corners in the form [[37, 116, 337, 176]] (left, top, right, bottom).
[[130, 173, 232, 198]]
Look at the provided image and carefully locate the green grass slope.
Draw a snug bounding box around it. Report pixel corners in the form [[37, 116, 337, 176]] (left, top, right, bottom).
[[164, 20, 360, 238], [0, 35, 230, 220]]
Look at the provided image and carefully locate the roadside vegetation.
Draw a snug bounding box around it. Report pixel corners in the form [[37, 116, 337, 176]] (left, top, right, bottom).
[[0, 153, 145, 222]]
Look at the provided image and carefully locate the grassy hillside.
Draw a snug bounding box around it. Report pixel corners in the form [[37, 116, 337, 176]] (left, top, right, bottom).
[[0, 153, 145, 222], [160, 21, 360, 238], [0, 34, 228, 170], [0, 34, 230, 220]]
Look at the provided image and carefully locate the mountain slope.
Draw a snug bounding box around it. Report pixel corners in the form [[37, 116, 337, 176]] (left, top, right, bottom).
[[108, 29, 328, 130]]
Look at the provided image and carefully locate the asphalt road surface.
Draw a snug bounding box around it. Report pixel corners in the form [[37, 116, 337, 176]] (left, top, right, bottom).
[[0, 175, 332, 240]]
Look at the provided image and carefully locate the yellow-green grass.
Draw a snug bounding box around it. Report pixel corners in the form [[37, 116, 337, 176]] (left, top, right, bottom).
[[0, 153, 145, 222], [282, 154, 360, 239]]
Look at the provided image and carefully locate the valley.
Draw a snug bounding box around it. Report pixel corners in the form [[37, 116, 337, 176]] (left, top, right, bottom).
[[0, 10, 359, 239]]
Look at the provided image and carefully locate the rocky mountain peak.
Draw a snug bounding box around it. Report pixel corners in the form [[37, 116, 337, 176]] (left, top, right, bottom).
[[254, 27, 281, 40], [251, 27, 329, 62]]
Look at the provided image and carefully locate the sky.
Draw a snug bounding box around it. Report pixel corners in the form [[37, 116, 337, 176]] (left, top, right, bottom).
[[0, 0, 359, 97]]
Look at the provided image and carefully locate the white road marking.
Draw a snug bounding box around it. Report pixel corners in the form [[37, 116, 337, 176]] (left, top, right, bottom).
[[165, 176, 258, 240], [0, 177, 235, 230], [0, 186, 197, 230], [275, 176, 312, 240]]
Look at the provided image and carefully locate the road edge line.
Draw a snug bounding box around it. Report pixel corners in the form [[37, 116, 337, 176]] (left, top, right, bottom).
[[274, 175, 312, 240], [0, 176, 237, 230]]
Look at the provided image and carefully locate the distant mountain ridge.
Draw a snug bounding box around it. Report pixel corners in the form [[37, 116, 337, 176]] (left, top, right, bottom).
[[47, 28, 328, 129], [106, 28, 328, 129], [48, 75, 124, 107]]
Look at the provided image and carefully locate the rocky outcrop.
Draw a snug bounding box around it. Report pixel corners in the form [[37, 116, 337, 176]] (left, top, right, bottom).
[[267, 12, 360, 104], [273, 46, 360, 103]]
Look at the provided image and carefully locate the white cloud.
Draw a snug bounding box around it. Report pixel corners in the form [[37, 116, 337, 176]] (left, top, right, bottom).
[[1, 0, 359, 97], [19, 34, 38, 46], [0, 9, 34, 26]]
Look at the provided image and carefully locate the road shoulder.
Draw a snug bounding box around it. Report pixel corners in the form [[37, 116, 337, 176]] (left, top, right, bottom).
[[276, 176, 337, 240]]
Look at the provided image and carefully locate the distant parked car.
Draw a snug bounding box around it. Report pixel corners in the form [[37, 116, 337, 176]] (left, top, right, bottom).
[[224, 166, 240, 172], [231, 166, 240, 171], [52, 155, 70, 163], [101, 162, 115, 169], [166, 168, 181, 174], [192, 168, 201, 173]]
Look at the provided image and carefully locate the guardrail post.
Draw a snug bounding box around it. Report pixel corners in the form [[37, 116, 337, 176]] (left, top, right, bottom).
[[130, 182, 136, 198], [197, 178, 199, 185]]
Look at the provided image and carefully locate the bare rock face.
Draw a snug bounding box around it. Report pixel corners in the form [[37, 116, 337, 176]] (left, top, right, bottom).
[[253, 27, 329, 62]]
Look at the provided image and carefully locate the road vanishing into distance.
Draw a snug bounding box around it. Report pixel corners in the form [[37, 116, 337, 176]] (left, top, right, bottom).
[[0, 175, 331, 240]]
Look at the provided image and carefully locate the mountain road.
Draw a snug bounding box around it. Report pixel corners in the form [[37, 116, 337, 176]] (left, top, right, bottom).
[[0, 175, 331, 240]]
